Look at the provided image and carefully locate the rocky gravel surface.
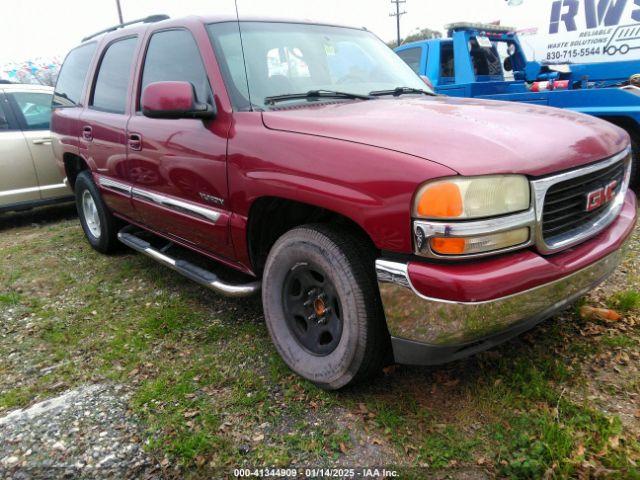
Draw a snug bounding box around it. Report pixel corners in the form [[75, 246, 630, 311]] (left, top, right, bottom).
[[0, 384, 159, 479]]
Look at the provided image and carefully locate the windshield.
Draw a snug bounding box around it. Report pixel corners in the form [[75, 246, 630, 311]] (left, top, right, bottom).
[[207, 21, 432, 110]]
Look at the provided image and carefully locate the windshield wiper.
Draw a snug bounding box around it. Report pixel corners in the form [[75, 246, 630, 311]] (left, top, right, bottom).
[[264, 90, 373, 106], [369, 87, 437, 97]]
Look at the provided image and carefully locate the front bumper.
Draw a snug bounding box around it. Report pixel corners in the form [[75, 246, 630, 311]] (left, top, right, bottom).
[[377, 190, 637, 366]]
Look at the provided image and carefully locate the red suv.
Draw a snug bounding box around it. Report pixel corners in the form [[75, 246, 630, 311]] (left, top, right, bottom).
[[52, 15, 637, 389]]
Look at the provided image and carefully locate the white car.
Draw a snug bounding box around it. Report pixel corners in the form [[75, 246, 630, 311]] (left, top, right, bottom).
[[0, 83, 72, 212]]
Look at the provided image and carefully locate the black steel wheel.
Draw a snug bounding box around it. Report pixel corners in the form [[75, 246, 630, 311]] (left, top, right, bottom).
[[282, 263, 344, 356], [262, 224, 390, 390]]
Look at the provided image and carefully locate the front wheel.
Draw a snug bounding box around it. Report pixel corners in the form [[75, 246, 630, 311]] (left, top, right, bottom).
[[262, 224, 389, 390], [75, 171, 121, 254]]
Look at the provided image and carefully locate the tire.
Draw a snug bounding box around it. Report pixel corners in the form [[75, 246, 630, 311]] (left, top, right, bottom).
[[262, 224, 390, 390], [74, 171, 121, 254]]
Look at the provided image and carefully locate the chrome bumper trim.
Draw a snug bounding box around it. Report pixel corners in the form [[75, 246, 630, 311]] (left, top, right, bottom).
[[376, 241, 628, 346]]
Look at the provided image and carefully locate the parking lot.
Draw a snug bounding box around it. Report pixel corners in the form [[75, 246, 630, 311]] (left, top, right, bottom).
[[0, 204, 638, 478]]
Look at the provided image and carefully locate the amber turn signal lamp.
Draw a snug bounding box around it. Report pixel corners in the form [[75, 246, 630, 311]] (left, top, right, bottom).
[[416, 182, 463, 218], [430, 237, 466, 255]]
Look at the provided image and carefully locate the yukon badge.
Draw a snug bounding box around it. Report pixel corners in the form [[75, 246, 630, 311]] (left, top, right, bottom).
[[199, 192, 225, 206], [585, 180, 618, 212]]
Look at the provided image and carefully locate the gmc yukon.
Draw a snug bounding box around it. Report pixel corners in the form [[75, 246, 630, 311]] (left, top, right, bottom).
[[51, 15, 637, 390]]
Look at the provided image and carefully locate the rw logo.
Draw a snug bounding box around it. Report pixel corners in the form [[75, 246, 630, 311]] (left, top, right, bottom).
[[549, 0, 640, 33]]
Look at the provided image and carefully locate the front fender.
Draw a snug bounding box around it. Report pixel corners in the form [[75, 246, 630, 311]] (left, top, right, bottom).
[[227, 114, 456, 265]]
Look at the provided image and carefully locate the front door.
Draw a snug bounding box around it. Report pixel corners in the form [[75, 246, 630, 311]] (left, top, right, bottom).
[[0, 92, 40, 207], [127, 28, 232, 258], [79, 36, 139, 221], [8, 89, 70, 199]]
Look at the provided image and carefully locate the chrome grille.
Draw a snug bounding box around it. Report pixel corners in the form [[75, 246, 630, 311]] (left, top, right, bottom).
[[531, 148, 632, 254], [542, 160, 626, 241]]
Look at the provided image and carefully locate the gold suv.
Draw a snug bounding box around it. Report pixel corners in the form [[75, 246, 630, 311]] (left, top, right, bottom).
[[0, 83, 71, 212]]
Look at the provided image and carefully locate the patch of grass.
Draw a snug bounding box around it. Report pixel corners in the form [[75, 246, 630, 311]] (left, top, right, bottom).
[[420, 426, 478, 469], [601, 334, 637, 349], [493, 403, 622, 478], [0, 291, 20, 305], [368, 400, 407, 432], [0, 386, 33, 410], [141, 302, 204, 336], [608, 290, 640, 312]]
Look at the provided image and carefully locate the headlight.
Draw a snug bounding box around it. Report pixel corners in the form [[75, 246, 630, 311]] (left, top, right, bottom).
[[413, 175, 530, 219], [429, 228, 530, 256], [413, 175, 534, 258]]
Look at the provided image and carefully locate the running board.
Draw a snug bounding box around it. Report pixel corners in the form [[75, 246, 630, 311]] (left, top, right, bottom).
[[117, 228, 261, 298]]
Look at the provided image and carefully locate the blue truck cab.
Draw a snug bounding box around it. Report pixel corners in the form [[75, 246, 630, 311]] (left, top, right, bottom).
[[396, 23, 640, 184]]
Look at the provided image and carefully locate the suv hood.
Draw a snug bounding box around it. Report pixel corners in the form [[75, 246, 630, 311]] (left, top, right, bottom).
[[262, 96, 628, 177]]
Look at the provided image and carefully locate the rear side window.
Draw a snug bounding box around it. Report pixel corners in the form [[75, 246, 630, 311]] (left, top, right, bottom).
[[140, 29, 212, 105], [10, 92, 53, 130], [469, 38, 503, 79], [53, 43, 97, 107], [397, 47, 422, 74], [91, 37, 138, 114], [440, 42, 455, 79]]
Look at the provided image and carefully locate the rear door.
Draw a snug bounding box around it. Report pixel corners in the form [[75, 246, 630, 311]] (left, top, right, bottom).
[[0, 91, 40, 207], [79, 35, 140, 220], [8, 89, 70, 200], [126, 28, 232, 257]]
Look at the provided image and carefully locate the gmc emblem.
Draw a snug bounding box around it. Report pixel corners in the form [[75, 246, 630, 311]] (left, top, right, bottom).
[[585, 180, 618, 212]]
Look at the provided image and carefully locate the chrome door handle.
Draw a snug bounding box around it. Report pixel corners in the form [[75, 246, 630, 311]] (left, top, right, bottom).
[[32, 138, 52, 145], [128, 133, 142, 151]]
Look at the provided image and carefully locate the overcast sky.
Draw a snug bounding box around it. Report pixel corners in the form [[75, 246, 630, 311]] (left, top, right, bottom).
[[0, 0, 551, 64]]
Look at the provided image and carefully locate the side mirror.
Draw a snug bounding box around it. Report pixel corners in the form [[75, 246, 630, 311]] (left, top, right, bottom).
[[141, 81, 215, 120]]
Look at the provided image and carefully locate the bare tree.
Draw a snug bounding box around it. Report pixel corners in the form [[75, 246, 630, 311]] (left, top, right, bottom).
[[0, 58, 61, 86], [387, 27, 443, 49]]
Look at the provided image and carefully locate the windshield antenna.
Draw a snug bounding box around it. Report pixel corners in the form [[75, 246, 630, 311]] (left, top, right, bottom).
[[234, 0, 253, 110]]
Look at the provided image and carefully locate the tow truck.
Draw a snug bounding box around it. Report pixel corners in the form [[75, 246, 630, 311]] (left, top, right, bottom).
[[395, 22, 640, 185]]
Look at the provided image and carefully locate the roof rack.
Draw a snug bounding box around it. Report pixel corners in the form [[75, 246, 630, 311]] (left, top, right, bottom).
[[82, 14, 170, 42], [445, 22, 515, 35]]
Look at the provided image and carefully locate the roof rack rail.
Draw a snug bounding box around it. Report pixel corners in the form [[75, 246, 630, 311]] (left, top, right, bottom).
[[82, 14, 170, 42]]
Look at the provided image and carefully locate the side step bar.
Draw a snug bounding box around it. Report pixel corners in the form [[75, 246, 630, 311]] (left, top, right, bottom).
[[117, 228, 261, 298]]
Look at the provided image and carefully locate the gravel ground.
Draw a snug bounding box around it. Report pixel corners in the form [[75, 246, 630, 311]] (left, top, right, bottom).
[[0, 384, 159, 480]]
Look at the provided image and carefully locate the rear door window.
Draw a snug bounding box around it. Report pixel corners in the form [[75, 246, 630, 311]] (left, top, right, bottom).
[[9, 92, 53, 130], [469, 38, 503, 80], [397, 47, 422, 74], [91, 37, 138, 114], [440, 42, 455, 81], [140, 29, 212, 105], [53, 43, 97, 107]]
